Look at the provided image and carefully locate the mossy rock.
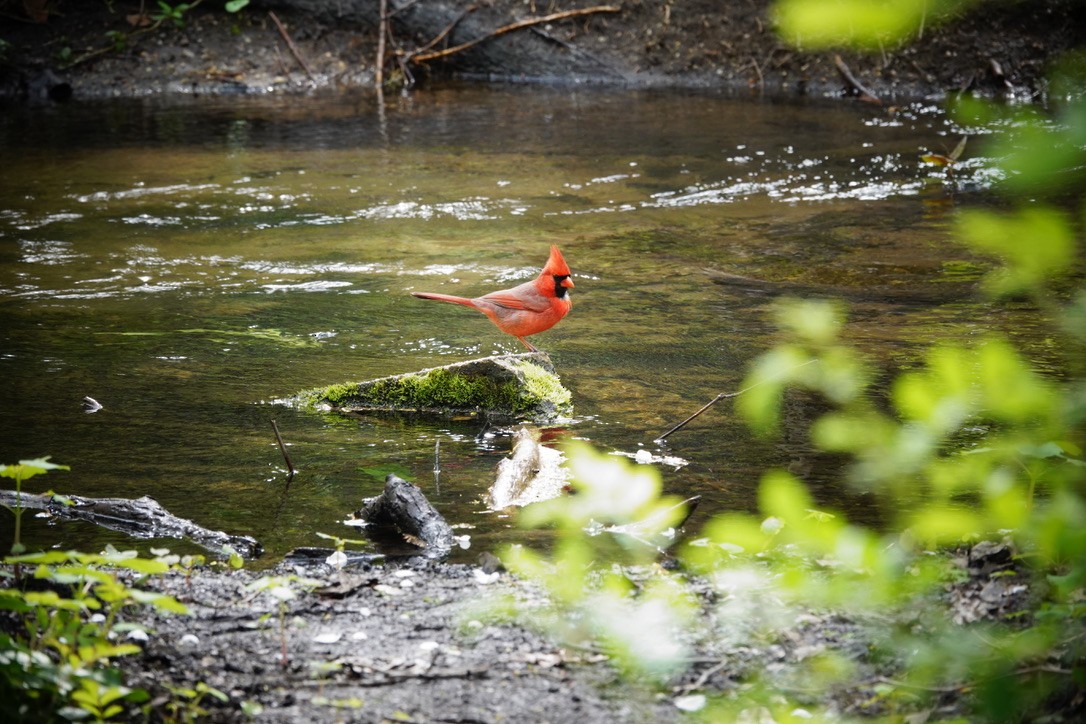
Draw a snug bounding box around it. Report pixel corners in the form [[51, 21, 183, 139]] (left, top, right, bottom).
[[294, 352, 572, 423]]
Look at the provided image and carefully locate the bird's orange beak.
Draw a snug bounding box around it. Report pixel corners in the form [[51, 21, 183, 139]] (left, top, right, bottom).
[[561, 277, 575, 288]]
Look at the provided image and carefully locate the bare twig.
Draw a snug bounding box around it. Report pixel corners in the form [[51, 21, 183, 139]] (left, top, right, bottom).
[[376, 0, 388, 88], [833, 54, 881, 104], [271, 419, 296, 479], [676, 659, 731, 695], [748, 56, 764, 90], [529, 25, 629, 80], [408, 5, 620, 65], [268, 11, 314, 81], [413, 2, 479, 56], [656, 391, 738, 442], [656, 359, 818, 442]]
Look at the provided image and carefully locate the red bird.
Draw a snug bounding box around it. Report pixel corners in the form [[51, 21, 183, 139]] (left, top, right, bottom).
[[412, 245, 574, 352]]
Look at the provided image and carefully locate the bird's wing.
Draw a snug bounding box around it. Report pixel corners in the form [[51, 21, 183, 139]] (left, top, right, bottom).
[[481, 289, 547, 313]]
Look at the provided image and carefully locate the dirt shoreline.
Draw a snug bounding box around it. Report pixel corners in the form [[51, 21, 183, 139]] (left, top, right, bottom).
[[2, 1, 1084, 102], [104, 541, 1051, 722]]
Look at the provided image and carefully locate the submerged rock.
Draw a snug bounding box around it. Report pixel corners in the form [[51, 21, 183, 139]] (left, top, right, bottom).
[[294, 352, 572, 423]]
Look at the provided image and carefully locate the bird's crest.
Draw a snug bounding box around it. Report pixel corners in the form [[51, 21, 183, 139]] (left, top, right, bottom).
[[543, 245, 571, 277]]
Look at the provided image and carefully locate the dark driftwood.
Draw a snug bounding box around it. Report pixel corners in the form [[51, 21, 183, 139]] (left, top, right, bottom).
[[0, 489, 263, 559], [358, 474, 454, 557]]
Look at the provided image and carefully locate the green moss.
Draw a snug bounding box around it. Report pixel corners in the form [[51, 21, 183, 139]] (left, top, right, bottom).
[[361, 369, 521, 410], [294, 355, 572, 422], [515, 361, 573, 410], [296, 381, 358, 408]]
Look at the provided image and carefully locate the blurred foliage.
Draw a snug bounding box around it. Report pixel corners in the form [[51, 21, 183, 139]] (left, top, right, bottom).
[[775, 0, 976, 49], [502, 1, 1086, 719], [503, 443, 696, 679]]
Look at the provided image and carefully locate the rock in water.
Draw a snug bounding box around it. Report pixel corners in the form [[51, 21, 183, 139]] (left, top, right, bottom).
[[487, 426, 569, 510], [294, 352, 572, 423]]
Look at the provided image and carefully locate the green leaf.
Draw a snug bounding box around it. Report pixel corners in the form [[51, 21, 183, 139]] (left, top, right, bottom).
[[128, 589, 191, 615], [0, 457, 69, 482], [957, 207, 1075, 296], [774, 0, 971, 50], [758, 470, 812, 527]]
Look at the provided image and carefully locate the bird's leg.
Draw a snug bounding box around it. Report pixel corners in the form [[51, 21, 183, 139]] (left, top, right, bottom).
[[518, 337, 538, 352]]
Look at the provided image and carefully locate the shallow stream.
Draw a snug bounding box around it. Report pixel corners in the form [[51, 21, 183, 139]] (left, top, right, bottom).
[[0, 85, 1024, 562]]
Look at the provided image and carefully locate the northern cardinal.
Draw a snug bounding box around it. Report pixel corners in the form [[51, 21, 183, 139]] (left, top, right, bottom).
[[412, 245, 574, 351]]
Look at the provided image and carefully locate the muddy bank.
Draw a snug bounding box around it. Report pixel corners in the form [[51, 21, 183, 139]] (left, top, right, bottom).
[[54, 538, 1065, 722], [2, 1, 1084, 101], [115, 560, 673, 722]]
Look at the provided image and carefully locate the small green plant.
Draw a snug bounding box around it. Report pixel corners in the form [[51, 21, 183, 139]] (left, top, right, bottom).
[[0, 546, 189, 721], [245, 574, 323, 667], [105, 30, 127, 53], [163, 681, 229, 723], [151, 1, 192, 29], [501, 444, 697, 680], [315, 532, 369, 572], [0, 457, 68, 556]]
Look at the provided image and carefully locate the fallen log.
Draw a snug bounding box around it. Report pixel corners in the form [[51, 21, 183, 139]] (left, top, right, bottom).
[[0, 489, 263, 559], [356, 474, 454, 557]]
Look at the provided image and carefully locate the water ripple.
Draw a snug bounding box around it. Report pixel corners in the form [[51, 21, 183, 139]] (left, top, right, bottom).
[[72, 183, 220, 203]]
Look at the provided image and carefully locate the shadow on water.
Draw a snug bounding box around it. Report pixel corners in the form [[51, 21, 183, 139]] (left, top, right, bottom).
[[0, 85, 1031, 564]]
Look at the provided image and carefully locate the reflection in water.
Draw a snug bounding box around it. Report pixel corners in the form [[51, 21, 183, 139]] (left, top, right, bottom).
[[0, 87, 1025, 564]]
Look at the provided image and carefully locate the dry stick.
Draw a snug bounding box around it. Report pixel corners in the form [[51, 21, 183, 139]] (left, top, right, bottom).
[[833, 54, 881, 104], [655, 359, 818, 442], [270, 419, 296, 479], [677, 659, 731, 695], [413, 2, 480, 56], [376, 0, 388, 88], [748, 56, 764, 90], [655, 391, 739, 443], [408, 5, 620, 64], [268, 11, 315, 82]]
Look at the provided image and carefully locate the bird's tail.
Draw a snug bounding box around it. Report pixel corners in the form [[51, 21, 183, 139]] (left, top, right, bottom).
[[411, 292, 477, 308]]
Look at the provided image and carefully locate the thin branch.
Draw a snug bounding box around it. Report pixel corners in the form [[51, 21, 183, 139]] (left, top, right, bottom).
[[656, 392, 736, 443], [655, 359, 818, 442], [678, 659, 730, 694], [833, 54, 881, 104], [268, 10, 314, 81], [376, 0, 388, 88], [413, 2, 479, 56], [408, 5, 620, 65], [271, 419, 296, 479]]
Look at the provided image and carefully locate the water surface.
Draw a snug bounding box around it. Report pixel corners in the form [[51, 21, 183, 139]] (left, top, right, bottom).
[[0, 86, 1017, 562]]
